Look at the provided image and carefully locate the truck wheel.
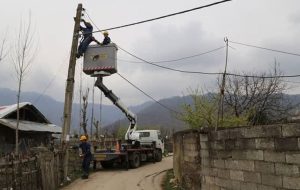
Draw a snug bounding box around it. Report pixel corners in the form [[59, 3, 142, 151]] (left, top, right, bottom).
[[100, 161, 113, 169], [155, 149, 162, 162], [129, 152, 140, 168]]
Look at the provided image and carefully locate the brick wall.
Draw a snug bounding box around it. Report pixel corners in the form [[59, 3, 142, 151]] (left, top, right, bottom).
[[173, 124, 300, 190]]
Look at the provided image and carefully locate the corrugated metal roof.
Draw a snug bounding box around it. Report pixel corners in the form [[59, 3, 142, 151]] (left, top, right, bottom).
[[0, 102, 62, 133], [0, 102, 31, 118], [0, 119, 62, 133]]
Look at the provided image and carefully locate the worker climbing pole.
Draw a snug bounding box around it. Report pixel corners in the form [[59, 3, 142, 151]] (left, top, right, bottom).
[[61, 3, 83, 183]]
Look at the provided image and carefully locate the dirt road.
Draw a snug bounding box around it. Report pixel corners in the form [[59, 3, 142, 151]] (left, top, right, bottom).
[[62, 156, 173, 190]]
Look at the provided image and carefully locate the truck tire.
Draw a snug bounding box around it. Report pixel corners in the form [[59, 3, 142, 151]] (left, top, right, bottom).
[[129, 152, 140, 168], [155, 149, 162, 162], [100, 161, 114, 169]]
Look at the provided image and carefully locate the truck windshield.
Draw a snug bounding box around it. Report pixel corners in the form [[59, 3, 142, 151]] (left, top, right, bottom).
[[139, 132, 150, 137]]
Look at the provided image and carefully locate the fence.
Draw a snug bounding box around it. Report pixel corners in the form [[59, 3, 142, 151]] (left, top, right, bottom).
[[0, 156, 40, 190], [0, 147, 81, 190]]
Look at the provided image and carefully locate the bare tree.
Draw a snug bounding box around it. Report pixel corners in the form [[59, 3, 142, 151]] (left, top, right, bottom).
[[0, 32, 8, 63], [81, 88, 89, 136], [93, 119, 100, 140], [11, 14, 37, 154], [223, 63, 293, 125]]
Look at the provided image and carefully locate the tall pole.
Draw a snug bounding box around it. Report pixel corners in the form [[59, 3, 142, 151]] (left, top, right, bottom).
[[79, 63, 83, 135], [90, 78, 95, 139], [217, 37, 229, 130], [221, 37, 229, 123], [99, 91, 103, 134], [61, 3, 82, 182]]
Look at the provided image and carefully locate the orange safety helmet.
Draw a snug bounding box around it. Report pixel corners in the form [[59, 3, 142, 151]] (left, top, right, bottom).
[[80, 135, 87, 141], [102, 31, 109, 35]]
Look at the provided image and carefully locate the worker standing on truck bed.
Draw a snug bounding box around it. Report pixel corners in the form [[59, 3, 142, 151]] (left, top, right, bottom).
[[79, 135, 92, 179]]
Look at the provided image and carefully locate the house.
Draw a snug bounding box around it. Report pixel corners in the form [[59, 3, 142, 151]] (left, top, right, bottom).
[[0, 102, 62, 154]]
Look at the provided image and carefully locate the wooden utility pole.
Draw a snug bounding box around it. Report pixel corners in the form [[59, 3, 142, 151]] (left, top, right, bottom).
[[90, 78, 95, 139], [216, 37, 229, 130], [61, 3, 82, 182]]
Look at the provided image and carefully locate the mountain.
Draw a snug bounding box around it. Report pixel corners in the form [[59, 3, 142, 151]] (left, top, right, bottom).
[[105, 96, 192, 133], [3, 87, 300, 135], [0, 88, 124, 128], [0, 88, 181, 133]]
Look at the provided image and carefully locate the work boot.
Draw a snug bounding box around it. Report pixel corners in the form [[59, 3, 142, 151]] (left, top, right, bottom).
[[81, 174, 88, 179]]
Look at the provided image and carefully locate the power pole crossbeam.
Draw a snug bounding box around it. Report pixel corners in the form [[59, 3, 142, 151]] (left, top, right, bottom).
[[61, 3, 82, 183]]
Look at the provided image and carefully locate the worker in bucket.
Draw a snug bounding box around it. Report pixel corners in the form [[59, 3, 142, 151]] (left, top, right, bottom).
[[100, 31, 111, 45], [79, 135, 92, 179], [76, 19, 99, 58]]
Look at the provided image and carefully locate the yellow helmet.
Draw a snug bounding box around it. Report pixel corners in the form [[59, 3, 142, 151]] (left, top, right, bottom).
[[80, 135, 87, 141], [103, 31, 109, 35]]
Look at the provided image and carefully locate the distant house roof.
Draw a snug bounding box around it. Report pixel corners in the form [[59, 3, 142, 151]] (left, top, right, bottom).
[[0, 102, 62, 133]]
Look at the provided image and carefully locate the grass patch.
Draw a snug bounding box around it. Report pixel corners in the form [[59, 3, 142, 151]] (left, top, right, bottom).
[[162, 169, 180, 190]]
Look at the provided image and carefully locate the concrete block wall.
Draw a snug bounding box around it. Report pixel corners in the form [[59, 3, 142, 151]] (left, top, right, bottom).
[[173, 124, 300, 190], [173, 130, 201, 190]]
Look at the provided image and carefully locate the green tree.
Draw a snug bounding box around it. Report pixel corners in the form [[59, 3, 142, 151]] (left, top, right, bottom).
[[180, 89, 218, 129], [180, 88, 249, 129]]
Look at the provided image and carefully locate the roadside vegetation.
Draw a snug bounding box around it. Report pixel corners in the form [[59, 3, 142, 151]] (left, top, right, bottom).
[[162, 169, 180, 190], [179, 64, 298, 129]]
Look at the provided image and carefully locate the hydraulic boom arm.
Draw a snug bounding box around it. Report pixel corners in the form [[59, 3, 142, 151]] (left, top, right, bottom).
[[95, 77, 137, 140]]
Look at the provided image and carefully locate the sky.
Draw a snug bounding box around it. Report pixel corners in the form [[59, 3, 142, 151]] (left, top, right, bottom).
[[0, 0, 300, 107]]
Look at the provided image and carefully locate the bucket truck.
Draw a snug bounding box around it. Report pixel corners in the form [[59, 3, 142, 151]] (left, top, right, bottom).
[[83, 44, 164, 169], [92, 77, 164, 169]]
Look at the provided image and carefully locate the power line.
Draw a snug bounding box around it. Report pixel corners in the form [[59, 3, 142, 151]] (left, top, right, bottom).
[[117, 73, 181, 114], [118, 45, 300, 79], [34, 60, 66, 104], [85, 11, 183, 114], [117, 45, 223, 75], [118, 46, 225, 64], [88, 0, 232, 33], [229, 40, 300, 57], [283, 80, 300, 84], [85, 9, 300, 79], [85, 7, 225, 76], [226, 73, 300, 79]]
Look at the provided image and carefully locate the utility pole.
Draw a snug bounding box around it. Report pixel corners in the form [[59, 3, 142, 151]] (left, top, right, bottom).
[[216, 37, 229, 130], [61, 3, 82, 182], [79, 63, 83, 135], [90, 78, 95, 139]]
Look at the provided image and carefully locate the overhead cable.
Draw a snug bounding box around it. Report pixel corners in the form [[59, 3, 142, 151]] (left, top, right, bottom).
[[89, 0, 232, 33], [85, 9, 300, 79], [117, 45, 223, 75], [118, 46, 225, 64], [283, 80, 300, 84], [34, 60, 67, 104], [117, 73, 181, 114], [85, 11, 183, 113], [118, 45, 300, 79], [229, 40, 300, 57]]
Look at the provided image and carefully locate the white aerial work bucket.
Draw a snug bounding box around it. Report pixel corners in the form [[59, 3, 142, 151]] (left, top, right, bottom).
[[83, 43, 118, 76]]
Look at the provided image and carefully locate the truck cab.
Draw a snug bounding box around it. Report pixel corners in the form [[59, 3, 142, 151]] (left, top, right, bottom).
[[132, 130, 164, 154]]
